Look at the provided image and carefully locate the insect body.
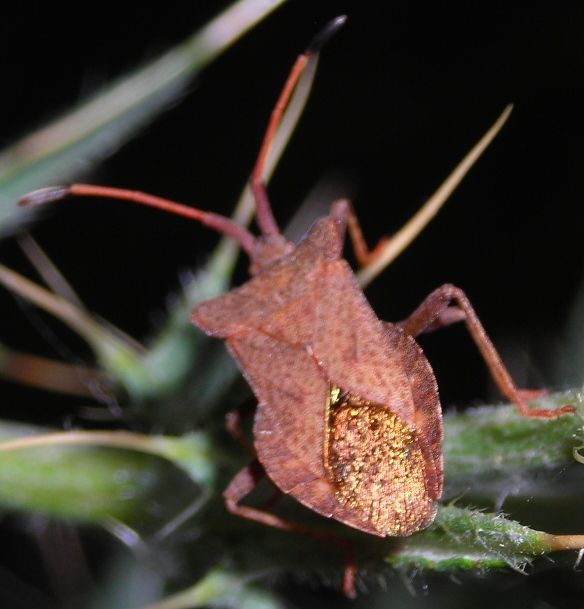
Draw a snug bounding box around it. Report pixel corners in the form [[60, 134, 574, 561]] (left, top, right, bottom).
[[20, 15, 573, 597], [192, 202, 442, 538]]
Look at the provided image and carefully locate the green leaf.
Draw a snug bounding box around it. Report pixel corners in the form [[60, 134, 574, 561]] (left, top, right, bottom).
[[0, 423, 217, 524]]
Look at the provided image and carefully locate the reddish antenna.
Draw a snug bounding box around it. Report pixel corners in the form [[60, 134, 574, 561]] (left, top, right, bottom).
[[19, 16, 348, 267]]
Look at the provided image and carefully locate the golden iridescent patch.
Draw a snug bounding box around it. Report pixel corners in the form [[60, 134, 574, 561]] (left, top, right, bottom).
[[324, 384, 435, 536]]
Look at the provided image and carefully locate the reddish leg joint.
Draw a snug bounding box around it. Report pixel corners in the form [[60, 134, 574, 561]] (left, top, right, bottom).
[[400, 284, 573, 418]]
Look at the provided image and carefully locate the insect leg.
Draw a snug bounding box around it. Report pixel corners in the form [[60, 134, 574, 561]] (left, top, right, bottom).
[[225, 399, 257, 457], [330, 199, 391, 267], [224, 460, 358, 598], [398, 283, 573, 418]]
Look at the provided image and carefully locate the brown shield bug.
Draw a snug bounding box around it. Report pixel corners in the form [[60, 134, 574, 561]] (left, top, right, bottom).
[[19, 15, 573, 597]]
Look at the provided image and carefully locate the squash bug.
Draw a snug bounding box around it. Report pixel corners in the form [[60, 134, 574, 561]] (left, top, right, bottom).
[[19, 15, 573, 596]]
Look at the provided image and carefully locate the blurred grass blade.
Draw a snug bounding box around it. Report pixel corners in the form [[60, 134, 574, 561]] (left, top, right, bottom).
[[132, 568, 286, 609], [0, 428, 217, 488], [356, 105, 513, 288], [18, 233, 87, 309], [0, 424, 216, 522], [0, 341, 105, 396], [0, 262, 160, 395], [0, 249, 242, 404], [0, 47, 318, 407], [0, 0, 286, 233]]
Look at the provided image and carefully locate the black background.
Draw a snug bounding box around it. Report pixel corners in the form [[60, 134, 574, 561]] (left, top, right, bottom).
[[0, 1, 583, 607]]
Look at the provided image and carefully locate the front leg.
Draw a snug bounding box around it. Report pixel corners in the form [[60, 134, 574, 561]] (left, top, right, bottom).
[[398, 284, 572, 419]]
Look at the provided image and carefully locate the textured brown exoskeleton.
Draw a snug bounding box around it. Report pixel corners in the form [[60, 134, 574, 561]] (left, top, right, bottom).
[[20, 16, 573, 597]]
